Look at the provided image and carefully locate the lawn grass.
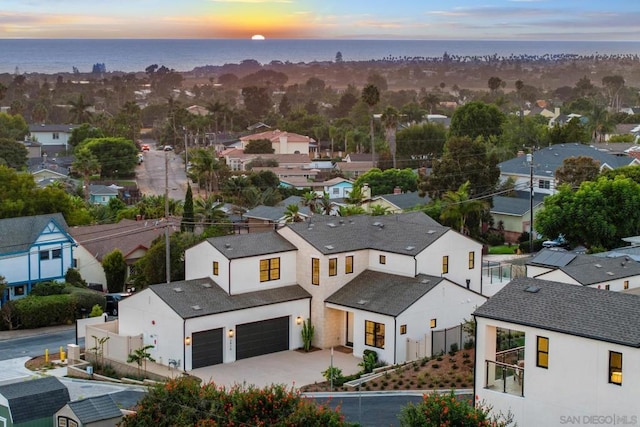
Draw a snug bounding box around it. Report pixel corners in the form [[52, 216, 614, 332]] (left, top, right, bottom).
[[488, 245, 518, 254]]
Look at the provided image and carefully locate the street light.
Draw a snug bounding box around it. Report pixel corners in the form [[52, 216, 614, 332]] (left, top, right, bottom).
[[527, 152, 534, 252]]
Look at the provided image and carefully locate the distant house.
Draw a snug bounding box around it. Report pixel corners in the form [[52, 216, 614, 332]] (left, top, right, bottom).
[[28, 124, 74, 150], [55, 394, 123, 427], [526, 248, 640, 291], [0, 213, 75, 304], [491, 192, 545, 243], [221, 149, 311, 172], [69, 219, 168, 289], [88, 185, 120, 205], [498, 143, 640, 196], [362, 190, 429, 214], [475, 277, 640, 427], [0, 376, 70, 427], [243, 196, 313, 232], [239, 129, 315, 156]]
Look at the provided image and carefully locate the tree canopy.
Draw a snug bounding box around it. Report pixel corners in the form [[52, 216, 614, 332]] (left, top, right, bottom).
[[535, 176, 640, 251], [555, 156, 601, 189], [79, 137, 138, 178], [0, 112, 28, 141], [0, 138, 28, 169], [449, 101, 505, 140], [353, 168, 417, 196], [244, 138, 275, 154]]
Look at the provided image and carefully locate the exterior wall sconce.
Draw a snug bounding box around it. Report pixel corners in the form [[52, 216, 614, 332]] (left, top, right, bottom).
[[185, 336, 191, 346], [228, 329, 235, 338], [296, 316, 303, 325]]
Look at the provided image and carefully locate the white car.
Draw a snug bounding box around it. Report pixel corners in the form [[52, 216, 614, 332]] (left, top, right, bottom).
[[163, 145, 173, 151]]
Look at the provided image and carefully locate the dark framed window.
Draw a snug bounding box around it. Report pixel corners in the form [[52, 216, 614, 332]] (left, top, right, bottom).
[[430, 318, 437, 328], [605, 284, 610, 290], [538, 180, 551, 190], [400, 324, 407, 335], [312, 258, 320, 285], [73, 258, 78, 268], [345, 255, 354, 274], [609, 351, 622, 385], [536, 336, 549, 368], [259, 257, 280, 282], [39, 250, 50, 260], [212, 261, 219, 276], [379, 255, 386, 265], [52, 249, 62, 259], [14, 285, 25, 296], [624, 280, 629, 290], [442, 256, 449, 274], [468, 251, 475, 269], [329, 258, 337, 276], [365, 320, 385, 349]]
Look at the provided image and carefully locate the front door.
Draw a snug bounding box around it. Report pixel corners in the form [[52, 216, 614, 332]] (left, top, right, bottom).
[[346, 312, 354, 347]]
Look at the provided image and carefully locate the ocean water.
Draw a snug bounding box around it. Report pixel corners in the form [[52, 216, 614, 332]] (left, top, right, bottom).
[[1, 39, 639, 74]]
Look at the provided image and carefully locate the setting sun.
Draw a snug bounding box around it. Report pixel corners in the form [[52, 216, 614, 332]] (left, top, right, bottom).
[[251, 34, 266, 40]]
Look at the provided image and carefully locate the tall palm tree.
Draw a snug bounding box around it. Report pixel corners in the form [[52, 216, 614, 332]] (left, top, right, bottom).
[[316, 192, 334, 215], [440, 181, 487, 235], [72, 147, 100, 202], [301, 191, 319, 213], [283, 204, 304, 223], [381, 106, 399, 169], [195, 195, 227, 225], [188, 148, 222, 196], [68, 94, 93, 124], [362, 84, 380, 166], [344, 186, 364, 206]]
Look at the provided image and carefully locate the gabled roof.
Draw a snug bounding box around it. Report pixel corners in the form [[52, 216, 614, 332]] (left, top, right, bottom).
[[326, 270, 445, 316], [66, 394, 122, 424], [0, 213, 70, 255], [205, 231, 297, 260], [499, 143, 637, 178], [149, 278, 311, 319], [474, 277, 640, 348], [529, 248, 640, 285], [284, 211, 448, 256], [29, 124, 74, 133], [491, 195, 544, 216], [344, 153, 378, 163], [69, 219, 167, 261], [0, 377, 70, 424], [240, 129, 314, 143], [89, 184, 120, 196], [373, 191, 430, 211]]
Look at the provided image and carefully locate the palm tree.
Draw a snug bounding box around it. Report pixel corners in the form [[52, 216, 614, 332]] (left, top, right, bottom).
[[127, 345, 156, 378], [344, 186, 364, 206], [381, 106, 399, 169], [369, 205, 390, 216], [362, 84, 380, 166], [188, 148, 222, 195], [283, 204, 304, 223], [301, 191, 319, 213], [440, 181, 487, 235], [316, 192, 335, 215], [195, 195, 227, 225], [338, 205, 366, 217], [68, 94, 93, 124], [72, 147, 100, 202]]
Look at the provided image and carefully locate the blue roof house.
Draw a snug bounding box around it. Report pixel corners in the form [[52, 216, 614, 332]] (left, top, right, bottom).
[[0, 213, 76, 304]]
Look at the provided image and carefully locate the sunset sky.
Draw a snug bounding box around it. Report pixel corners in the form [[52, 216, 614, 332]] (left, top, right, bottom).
[[1, 0, 638, 40]]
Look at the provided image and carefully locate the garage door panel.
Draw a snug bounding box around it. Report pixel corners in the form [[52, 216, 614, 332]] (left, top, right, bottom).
[[192, 328, 223, 369], [236, 316, 289, 360]]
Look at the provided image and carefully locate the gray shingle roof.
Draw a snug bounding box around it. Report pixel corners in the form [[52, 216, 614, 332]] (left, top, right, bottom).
[[29, 124, 74, 133], [89, 184, 120, 196], [326, 270, 444, 316], [206, 232, 297, 260], [473, 277, 640, 347], [0, 377, 70, 423], [499, 143, 636, 178], [491, 196, 544, 216], [529, 249, 640, 285], [285, 211, 448, 256], [150, 278, 311, 319], [0, 213, 69, 255], [67, 394, 122, 424], [375, 192, 430, 210]]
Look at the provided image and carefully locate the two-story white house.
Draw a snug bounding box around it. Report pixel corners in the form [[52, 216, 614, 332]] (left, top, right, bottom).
[[117, 211, 486, 371], [526, 249, 640, 291], [474, 277, 640, 427], [28, 124, 74, 150], [0, 213, 76, 304]]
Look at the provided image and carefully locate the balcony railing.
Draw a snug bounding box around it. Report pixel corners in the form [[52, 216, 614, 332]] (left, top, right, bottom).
[[485, 360, 524, 397], [496, 346, 525, 365]]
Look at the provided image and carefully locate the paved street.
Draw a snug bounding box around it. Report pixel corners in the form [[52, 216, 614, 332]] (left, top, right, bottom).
[[136, 147, 187, 201]]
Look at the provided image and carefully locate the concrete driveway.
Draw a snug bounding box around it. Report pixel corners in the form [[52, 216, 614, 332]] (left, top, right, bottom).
[[190, 348, 362, 390]]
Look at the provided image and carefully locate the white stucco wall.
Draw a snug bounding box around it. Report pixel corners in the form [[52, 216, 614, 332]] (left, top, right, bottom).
[[74, 245, 107, 286], [415, 230, 482, 293], [185, 240, 222, 283], [476, 317, 640, 427], [367, 250, 415, 277], [525, 265, 554, 278], [228, 251, 298, 294]]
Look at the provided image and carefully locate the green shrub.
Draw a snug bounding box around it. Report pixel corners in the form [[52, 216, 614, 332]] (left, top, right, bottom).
[[30, 281, 66, 296], [359, 350, 378, 374], [13, 294, 75, 328], [449, 343, 459, 355], [301, 318, 314, 352], [65, 268, 87, 287], [89, 304, 104, 317], [321, 366, 343, 385], [518, 238, 544, 254], [67, 287, 106, 317]]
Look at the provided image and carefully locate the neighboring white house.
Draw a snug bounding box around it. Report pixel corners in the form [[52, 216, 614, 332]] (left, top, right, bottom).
[[88, 184, 120, 205], [526, 249, 640, 291], [474, 277, 640, 427], [0, 213, 76, 304], [116, 211, 486, 371], [28, 124, 74, 149], [239, 129, 315, 156], [498, 143, 640, 196]]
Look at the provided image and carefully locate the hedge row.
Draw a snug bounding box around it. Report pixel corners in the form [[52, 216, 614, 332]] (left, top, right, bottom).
[[0, 287, 105, 330]]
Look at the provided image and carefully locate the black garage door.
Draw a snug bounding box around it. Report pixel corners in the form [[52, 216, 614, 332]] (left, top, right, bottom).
[[236, 316, 289, 360], [192, 328, 223, 369]]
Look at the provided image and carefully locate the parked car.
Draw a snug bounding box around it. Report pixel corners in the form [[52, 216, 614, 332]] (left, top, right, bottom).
[[137, 153, 144, 164], [105, 292, 131, 316], [542, 234, 568, 248], [163, 145, 173, 151], [141, 144, 150, 151]]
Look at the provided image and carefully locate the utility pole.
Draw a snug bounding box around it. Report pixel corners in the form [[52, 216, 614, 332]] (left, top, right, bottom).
[[527, 152, 534, 252], [165, 150, 171, 284], [183, 127, 188, 173]]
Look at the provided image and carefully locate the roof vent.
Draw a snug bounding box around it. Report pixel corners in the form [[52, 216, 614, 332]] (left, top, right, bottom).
[[201, 283, 212, 288], [191, 305, 202, 310], [406, 246, 415, 251], [594, 264, 602, 268], [357, 299, 369, 305], [173, 287, 183, 292], [325, 245, 334, 250], [607, 271, 614, 276], [427, 230, 436, 234], [524, 285, 540, 293], [225, 243, 231, 249], [421, 279, 430, 284], [327, 223, 336, 228]]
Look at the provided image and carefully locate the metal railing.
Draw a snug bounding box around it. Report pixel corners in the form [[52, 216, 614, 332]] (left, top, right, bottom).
[[485, 360, 524, 397], [496, 346, 525, 365]]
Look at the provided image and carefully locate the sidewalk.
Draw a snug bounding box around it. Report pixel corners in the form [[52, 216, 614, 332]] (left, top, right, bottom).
[[0, 324, 76, 342]]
